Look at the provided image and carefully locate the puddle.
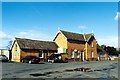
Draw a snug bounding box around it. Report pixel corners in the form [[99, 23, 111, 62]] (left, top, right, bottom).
[[30, 72, 53, 77], [94, 70, 102, 71], [30, 71, 60, 77], [30, 73, 46, 76], [103, 68, 108, 71], [30, 64, 117, 77], [65, 69, 74, 72], [65, 67, 94, 72], [30, 67, 94, 77]]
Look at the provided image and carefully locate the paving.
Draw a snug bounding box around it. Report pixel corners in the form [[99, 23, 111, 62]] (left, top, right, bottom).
[[1, 60, 119, 79]]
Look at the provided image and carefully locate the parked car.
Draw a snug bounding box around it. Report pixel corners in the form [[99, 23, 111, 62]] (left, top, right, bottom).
[[0, 55, 9, 62], [48, 54, 68, 63], [21, 56, 40, 64]]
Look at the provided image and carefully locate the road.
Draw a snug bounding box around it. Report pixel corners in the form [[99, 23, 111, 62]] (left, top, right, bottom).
[[1, 60, 119, 79]]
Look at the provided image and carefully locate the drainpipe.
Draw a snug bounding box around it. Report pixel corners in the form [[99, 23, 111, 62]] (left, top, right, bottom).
[[82, 51, 85, 61], [46, 51, 49, 62]]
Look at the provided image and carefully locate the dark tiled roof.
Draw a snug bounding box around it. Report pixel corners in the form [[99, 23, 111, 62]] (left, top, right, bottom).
[[15, 38, 58, 50], [60, 30, 93, 41], [84, 33, 93, 41]]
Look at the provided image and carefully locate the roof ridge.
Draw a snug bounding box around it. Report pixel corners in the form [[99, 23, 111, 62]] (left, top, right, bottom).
[[83, 34, 86, 41], [15, 37, 54, 43], [60, 30, 83, 35], [85, 33, 93, 35], [60, 30, 93, 35]]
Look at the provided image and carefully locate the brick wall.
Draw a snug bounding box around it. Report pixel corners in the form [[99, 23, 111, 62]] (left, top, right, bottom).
[[67, 41, 85, 60]]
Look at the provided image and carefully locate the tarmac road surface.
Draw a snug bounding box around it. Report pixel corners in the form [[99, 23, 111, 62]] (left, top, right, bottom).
[[1, 60, 119, 79]]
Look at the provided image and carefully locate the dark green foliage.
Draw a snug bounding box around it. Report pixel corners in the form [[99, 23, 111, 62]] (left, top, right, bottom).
[[106, 46, 118, 56], [99, 45, 119, 56]]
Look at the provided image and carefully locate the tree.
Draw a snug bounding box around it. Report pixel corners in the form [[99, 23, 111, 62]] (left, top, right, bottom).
[[106, 46, 118, 56], [100, 45, 106, 49], [99, 45, 119, 56], [6, 40, 12, 50]]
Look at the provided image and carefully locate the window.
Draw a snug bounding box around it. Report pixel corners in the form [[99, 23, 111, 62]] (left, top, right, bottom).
[[14, 53, 16, 56], [39, 50, 43, 58], [76, 50, 79, 58], [70, 49, 74, 58], [66, 49, 68, 53], [91, 51, 94, 58], [18, 53, 20, 56], [91, 42, 93, 47], [15, 44, 17, 51]]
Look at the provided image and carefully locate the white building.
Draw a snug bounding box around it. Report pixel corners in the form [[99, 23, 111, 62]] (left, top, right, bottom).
[[0, 49, 9, 59]]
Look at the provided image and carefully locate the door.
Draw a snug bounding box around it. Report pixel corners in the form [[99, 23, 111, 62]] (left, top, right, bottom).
[[39, 50, 43, 58], [81, 51, 84, 61]]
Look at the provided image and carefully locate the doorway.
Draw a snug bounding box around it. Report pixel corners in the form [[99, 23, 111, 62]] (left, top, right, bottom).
[[81, 51, 84, 61]]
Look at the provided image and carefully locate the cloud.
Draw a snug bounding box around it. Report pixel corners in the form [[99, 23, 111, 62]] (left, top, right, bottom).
[[0, 30, 53, 49], [1, 30, 118, 49], [114, 12, 120, 21], [78, 25, 87, 29], [97, 36, 118, 48], [0, 31, 12, 40], [0, 31, 12, 49], [17, 30, 53, 41]]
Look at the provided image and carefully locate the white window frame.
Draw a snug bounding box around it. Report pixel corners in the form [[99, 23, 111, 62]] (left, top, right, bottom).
[[82, 51, 85, 61], [76, 51, 80, 58], [71, 51, 74, 58], [91, 51, 94, 58]]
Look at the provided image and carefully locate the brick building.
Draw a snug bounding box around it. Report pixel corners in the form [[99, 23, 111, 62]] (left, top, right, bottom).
[[11, 30, 98, 62]]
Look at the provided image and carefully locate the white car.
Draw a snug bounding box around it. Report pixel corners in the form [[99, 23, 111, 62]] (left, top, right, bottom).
[[0, 55, 9, 62], [48, 59, 54, 63]]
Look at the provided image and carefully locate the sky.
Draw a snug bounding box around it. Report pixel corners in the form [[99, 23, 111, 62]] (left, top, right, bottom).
[[1, 0, 119, 2], [1, 2, 119, 49]]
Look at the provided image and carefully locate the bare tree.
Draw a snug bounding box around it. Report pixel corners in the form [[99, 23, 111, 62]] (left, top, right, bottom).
[[6, 40, 12, 50]]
